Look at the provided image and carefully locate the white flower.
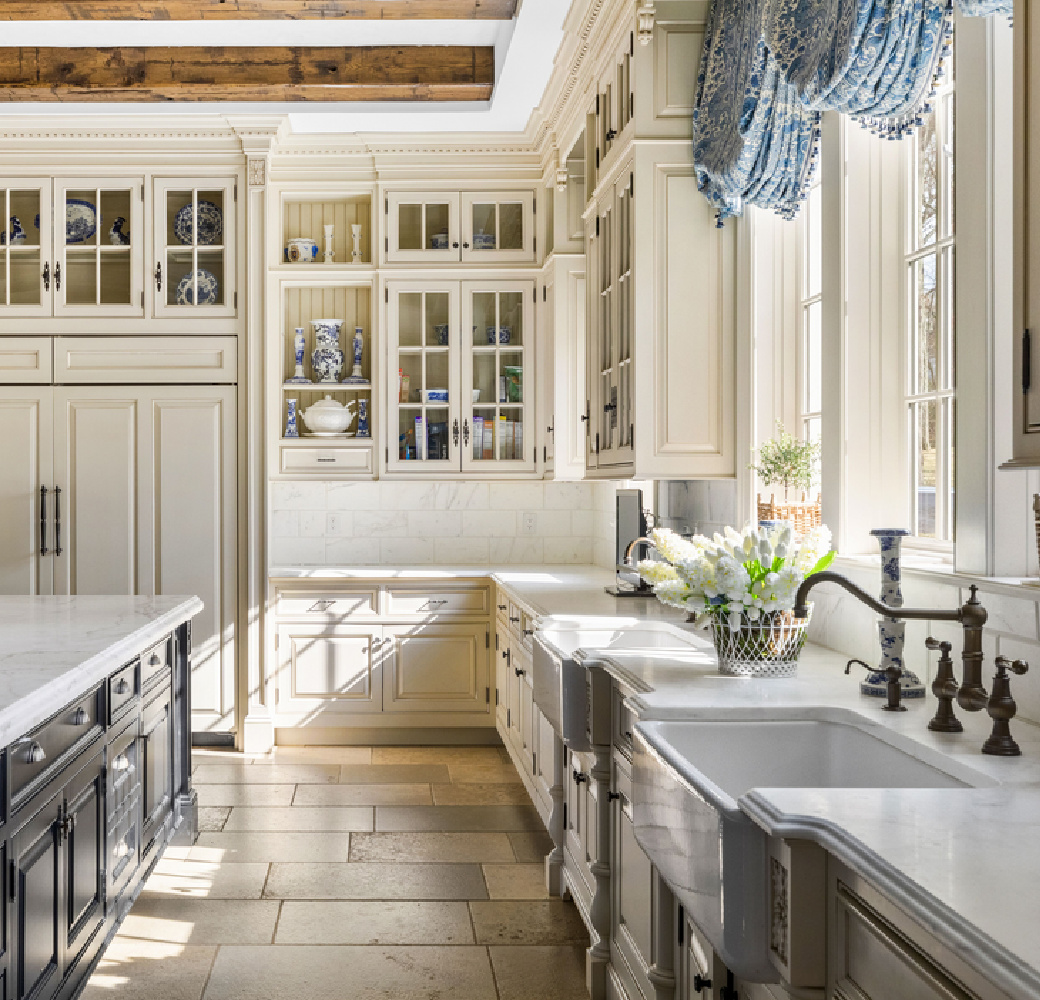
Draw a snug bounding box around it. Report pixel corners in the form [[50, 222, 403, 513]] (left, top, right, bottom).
[[758, 538, 773, 565], [728, 611, 743, 630], [649, 527, 702, 566], [654, 579, 692, 609], [637, 559, 678, 586], [715, 555, 751, 600]]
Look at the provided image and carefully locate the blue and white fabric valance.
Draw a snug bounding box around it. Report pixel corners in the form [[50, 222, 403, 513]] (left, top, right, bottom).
[[693, 0, 1014, 224]]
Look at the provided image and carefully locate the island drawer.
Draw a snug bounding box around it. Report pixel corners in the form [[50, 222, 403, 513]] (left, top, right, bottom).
[[385, 586, 490, 618], [141, 635, 173, 691], [108, 660, 139, 723], [11, 686, 103, 804]]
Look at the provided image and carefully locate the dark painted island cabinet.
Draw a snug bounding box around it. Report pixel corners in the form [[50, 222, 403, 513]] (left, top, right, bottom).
[[2, 621, 194, 1000]]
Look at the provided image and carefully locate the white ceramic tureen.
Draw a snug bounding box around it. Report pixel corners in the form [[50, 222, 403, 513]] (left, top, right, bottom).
[[300, 395, 356, 435]]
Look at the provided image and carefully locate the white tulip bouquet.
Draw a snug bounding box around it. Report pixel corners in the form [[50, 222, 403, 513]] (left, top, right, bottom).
[[637, 522, 835, 675]]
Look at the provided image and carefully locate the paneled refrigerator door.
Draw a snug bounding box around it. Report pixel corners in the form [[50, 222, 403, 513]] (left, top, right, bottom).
[[0, 180, 52, 317], [386, 281, 461, 474], [152, 177, 237, 319], [460, 280, 536, 474], [54, 178, 144, 317]]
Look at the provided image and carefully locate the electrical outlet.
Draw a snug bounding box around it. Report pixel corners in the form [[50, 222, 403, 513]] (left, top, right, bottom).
[[522, 513, 537, 536]]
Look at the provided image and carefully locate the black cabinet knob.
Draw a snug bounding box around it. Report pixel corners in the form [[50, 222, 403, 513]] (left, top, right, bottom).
[[693, 974, 712, 992]]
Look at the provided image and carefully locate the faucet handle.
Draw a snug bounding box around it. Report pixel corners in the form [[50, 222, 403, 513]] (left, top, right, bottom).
[[925, 636, 952, 657], [983, 657, 1029, 756], [995, 655, 1029, 678]]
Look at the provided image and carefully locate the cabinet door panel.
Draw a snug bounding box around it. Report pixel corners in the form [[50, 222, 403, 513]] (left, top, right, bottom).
[[383, 623, 489, 715], [63, 751, 105, 977], [461, 192, 535, 263], [12, 793, 62, 1000], [0, 181, 52, 317], [0, 388, 53, 596], [386, 192, 461, 264], [141, 684, 173, 856]]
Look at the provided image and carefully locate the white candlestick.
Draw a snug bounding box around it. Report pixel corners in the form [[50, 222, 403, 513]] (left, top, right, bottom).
[[323, 224, 335, 263]]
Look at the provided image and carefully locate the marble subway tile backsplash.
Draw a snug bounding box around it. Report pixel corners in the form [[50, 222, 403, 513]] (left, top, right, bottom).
[[270, 480, 615, 567]]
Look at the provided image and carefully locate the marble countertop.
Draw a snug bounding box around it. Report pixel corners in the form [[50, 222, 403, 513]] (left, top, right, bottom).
[[0, 595, 202, 745]]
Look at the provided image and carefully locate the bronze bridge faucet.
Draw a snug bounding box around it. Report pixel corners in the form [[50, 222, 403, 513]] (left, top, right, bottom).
[[793, 572, 1030, 756]]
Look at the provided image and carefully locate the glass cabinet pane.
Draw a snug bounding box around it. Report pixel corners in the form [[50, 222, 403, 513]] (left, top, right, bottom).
[[398, 204, 422, 251], [470, 201, 525, 253], [425, 204, 450, 250], [61, 186, 135, 308], [164, 187, 226, 308], [0, 188, 43, 308]]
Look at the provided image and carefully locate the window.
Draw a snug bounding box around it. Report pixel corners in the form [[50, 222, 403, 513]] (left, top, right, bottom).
[[800, 168, 823, 449], [906, 57, 956, 542]]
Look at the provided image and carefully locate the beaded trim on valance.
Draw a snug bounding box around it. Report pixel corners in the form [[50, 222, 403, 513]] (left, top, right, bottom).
[[693, 0, 1013, 224]]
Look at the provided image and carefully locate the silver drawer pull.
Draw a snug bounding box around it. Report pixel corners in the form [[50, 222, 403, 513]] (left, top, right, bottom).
[[148, 653, 162, 667], [71, 707, 88, 726], [425, 599, 449, 607], [307, 600, 335, 613], [114, 678, 130, 695], [114, 840, 130, 859], [113, 754, 131, 772], [24, 742, 46, 764]]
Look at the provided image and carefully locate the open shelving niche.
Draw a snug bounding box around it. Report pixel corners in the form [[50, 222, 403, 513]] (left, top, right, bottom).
[[277, 192, 374, 268]]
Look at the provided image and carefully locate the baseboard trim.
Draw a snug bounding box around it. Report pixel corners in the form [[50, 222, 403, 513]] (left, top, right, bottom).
[[273, 726, 503, 747], [192, 731, 235, 748]]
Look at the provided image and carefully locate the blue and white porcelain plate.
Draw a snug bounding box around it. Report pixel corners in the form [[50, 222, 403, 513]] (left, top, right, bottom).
[[175, 269, 219, 306], [174, 200, 223, 246], [65, 199, 97, 244]]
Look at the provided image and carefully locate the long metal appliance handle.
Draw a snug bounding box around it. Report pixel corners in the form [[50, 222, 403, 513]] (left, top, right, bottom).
[[39, 485, 48, 556], [54, 486, 62, 556]]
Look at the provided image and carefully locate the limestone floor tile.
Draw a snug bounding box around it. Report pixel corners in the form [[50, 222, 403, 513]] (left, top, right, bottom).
[[490, 945, 590, 1000], [337, 763, 451, 784], [193, 763, 339, 785], [202, 945, 497, 1000], [121, 897, 280, 945], [349, 832, 516, 863], [82, 938, 216, 1000], [222, 806, 375, 832], [275, 900, 475, 945], [507, 830, 554, 863], [292, 783, 432, 807], [141, 858, 270, 900], [256, 746, 373, 765], [469, 901, 590, 945], [263, 862, 488, 900], [189, 830, 353, 863], [372, 746, 510, 766], [447, 764, 523, 784], [375, 805, 543, 832], [196, 783, 296, 808], [197, 806, 231, 832], [192, 750, 254, 767], [482, 863, 550, 899], [432, 783, 532, 806]]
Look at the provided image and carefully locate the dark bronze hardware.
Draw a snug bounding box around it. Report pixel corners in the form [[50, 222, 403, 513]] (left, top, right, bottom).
[[608, 791, 620, 802], [509, 615, 520, 624], [154, 261, 162, 291], [497, 604, 507, 611], [452, 241, 459, 249], [514, 666, 525, 677], [603, 402, 617, 412], [719, 972, 738, 1000], [693, 975, 712, 993], [523, 628, 534, 637], [463, 419, 470, 445], [845, 658, 905, 711], [502, 648, 511, 666], [926, 637, 962, 733], [39, 485, 48, 556], [42, 261, 50, 291], [55, 261, 61, 291], [624, 730, 632, 739], [573, 770, 587, 784], [605, 128, 617, 141], [982, 656, 1029, 756], [53, 485, 62, 556], [463, 242, 470, 249], [453, 419, 460, 447], [1025, 329, 1032, 394]]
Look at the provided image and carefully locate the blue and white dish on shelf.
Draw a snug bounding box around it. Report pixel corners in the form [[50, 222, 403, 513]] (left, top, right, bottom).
[[472, 231, 496, 250], [423, 388, 448, 404], [174, 200, 222, 246], [175, 269, 220, 306], [429, 231, 449, 250], [433, 324, 449, 346], [65, 199, 97, 244]]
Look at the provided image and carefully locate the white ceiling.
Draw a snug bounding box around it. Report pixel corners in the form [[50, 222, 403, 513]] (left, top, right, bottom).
[[0, 0, 570, 134]]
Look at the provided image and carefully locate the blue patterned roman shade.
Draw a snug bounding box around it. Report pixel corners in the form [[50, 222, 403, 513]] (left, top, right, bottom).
[[693, 0, 1014, 223]]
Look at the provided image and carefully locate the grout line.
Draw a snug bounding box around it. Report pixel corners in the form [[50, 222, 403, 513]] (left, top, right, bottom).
[[486, 944, 503, 1000], [260, 862, 274, 900], [198, 940, 221, 1000], [270, 900, 284, 945], [466, 899, 480, 946]]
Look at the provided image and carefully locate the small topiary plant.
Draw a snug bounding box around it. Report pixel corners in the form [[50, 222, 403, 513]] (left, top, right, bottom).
[[750, 422, 821, 500]]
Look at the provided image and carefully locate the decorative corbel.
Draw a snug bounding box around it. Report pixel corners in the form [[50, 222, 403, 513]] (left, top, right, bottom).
[[555, 168, 569, 193], [637, 0, 656, 46]]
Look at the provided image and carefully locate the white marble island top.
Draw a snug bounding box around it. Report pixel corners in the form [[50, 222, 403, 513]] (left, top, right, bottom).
[[0, 595, 203, 745]]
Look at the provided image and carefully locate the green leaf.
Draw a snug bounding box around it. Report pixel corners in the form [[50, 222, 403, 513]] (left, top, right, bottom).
[[808, 550, 836, 576]]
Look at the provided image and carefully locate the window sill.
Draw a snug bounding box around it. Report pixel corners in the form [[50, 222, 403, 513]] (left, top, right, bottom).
[[833, 553, 1040, 599]]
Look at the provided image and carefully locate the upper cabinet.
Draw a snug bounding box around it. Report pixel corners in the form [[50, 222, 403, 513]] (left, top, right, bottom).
[[153, 178, 237, 319], [385, 190, 536, 265]]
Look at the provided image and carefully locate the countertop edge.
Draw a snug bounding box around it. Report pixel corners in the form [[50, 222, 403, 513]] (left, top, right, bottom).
[[741, 790, 1040, 1000], [0, 595, 203, 745]]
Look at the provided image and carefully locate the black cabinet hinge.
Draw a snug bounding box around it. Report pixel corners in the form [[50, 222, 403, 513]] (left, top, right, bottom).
[[542, 285, 546, 302], [630, 31, 635, 56], [595, 217, 600, 237], [595, 148, 600, 169], [630, 174, 634, 197], [596, 94, 600, 115], [486, 686, 490, 705], [507, 708, 511, 727], [385, 237, 389, 254], [678, 904, 685, 944], [495, 687, 499, 705], [385, 288, 389, 304], [234, 291, 238, 309], [486, 630, 490, 649], [1024, 329, 1032, 394], [534, 237, 537, 255], [563, 802, 568, 828], [8, 859, 15, 901], [630, 92, 634, 118], [532, 751, 536, 773], [533, 196, 536, 214], [385, 198, 389, 214], [533, 287, 537, 303]]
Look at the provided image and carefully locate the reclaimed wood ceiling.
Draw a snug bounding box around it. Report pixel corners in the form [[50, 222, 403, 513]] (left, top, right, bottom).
[[0, 1, 516, 102]]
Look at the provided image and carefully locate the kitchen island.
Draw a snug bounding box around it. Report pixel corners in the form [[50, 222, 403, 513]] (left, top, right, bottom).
[[0, 595, 201, 1000]]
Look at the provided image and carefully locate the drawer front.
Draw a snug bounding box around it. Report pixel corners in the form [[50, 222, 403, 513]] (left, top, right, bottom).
[[506, 601, 523, 635], [141, 636, 173, 691], [519, 609, 536, 653], [386, 586, 491, 618], [274, 587, 378, 620], [496, 594, 510, 624], [108, 661, 139, 723], [54, 336, 238, 384], [281, 446, 373, 475], [11, 687, 102, 803], [0, 337, 52, 385], [108, 718, 140, 821]]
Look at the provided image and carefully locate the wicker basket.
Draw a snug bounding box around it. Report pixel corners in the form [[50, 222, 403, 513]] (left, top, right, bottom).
[[757, 493, 822, 534], [709, 606, 812, 678]]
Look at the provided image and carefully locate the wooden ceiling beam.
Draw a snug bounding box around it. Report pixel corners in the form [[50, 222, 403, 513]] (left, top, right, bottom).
[[0, 45, 495, 101], [0, 0, 517, 20]]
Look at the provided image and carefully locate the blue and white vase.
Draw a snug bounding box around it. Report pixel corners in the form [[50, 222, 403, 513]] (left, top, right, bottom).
[[285, 398, 299, 439], [285, 328, 311, 384], [864, 529, 926, 699], [356, 399, 370, 438], [342, 326, 370, 386], [311, 318, 344, 383]]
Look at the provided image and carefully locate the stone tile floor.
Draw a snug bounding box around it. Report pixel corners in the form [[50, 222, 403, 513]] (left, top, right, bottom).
[[84, 745, 590, 1000]]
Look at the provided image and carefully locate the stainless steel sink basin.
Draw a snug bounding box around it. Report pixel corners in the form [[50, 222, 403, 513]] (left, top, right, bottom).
[[632, 716, 992, 982], [532, 618, 698, 750]]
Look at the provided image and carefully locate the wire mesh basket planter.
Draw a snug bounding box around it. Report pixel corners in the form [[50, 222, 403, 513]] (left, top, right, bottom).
[[709, 605, 812, 678], [756, 493, 822, 535]]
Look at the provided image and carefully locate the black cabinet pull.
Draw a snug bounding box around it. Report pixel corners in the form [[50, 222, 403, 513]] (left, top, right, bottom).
[[453, 419, 460, 447], [53, 486, 62, 556], [154, 261, 162, 291], [39, 485, 48, 556], [509, 615, 520, 624], [452, 241, 460, 249], [463, 242, 471, 249], [608, 790, 620, 801], [514, 666, 525, 677], [573, 770, 587, 784], [55, 261, 61, 291], [463, 419, 470, 445], [42, 261, 50, 291], [693, 975, 712, 992]]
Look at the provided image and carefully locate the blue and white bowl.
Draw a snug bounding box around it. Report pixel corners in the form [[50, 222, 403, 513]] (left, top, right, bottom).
[[473, 232, 496, 250], [429, 232, 449, 250], [65, 199, 97, 244], [174, 200, 223, 246], [175, 269, 220, 306], [423, 388, 449, 404]]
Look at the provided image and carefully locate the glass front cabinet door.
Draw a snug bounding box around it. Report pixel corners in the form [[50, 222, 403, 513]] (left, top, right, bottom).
[[461, 192, 535, 264], [152, 178, 237, 319], [386, 192, 461, 264], [55, 178, 144, 316], [0, 180, 50, 316]]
